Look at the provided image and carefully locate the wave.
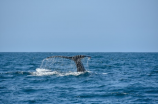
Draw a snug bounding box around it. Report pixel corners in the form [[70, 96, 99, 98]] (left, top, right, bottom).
[[0, 69, 89, 77], [0, 68, 107, 77], [0, 71, 31, 75]]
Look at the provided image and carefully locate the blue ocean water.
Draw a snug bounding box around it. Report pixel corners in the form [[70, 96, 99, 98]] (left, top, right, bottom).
[[0, 52, 158, 104]]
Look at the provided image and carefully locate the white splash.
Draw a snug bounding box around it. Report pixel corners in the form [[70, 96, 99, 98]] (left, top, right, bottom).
[[32, 56, 91, 76], [31, 68, 59, 76], [102, 73, 107, 75], [31, 68, 86, 76]]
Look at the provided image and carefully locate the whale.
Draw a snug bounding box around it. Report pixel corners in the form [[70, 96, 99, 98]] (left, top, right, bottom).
[[47, 55, 91, 72]]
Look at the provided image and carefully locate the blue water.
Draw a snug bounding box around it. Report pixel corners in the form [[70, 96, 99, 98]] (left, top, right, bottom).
[[0, 52, 158, 104]]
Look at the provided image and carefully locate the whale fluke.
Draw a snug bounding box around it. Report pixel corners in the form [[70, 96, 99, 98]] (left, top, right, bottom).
[[47, 55, 91, 72]]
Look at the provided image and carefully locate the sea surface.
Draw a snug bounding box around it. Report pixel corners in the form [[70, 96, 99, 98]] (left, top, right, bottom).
[[0, 52, 158, 104]]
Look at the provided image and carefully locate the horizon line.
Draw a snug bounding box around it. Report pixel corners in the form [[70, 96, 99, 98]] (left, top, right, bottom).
[[0, 51, 158, 53]]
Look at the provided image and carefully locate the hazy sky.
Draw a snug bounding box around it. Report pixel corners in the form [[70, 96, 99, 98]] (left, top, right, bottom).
[[0, 0, 158, 52]]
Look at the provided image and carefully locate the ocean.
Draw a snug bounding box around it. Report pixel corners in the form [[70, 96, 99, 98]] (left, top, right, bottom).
[[0, 52, 158, 104]]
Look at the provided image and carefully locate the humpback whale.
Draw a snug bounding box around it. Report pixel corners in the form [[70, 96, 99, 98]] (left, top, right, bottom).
[[47, 55, 91, 72]]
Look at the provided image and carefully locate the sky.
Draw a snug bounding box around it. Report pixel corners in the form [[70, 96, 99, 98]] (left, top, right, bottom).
[[0, 0, 158, 52]]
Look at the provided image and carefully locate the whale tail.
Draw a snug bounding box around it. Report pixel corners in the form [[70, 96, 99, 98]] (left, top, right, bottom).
[[47, 55, 91, 72]]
